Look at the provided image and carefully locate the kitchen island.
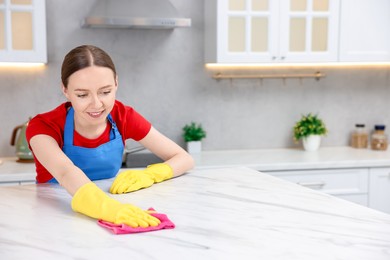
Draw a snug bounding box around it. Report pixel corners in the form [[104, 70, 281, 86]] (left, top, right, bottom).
[[1, 167, 389, 259]]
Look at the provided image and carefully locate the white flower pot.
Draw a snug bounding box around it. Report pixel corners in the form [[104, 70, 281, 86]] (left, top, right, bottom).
[[302, 135, 321, 151], [186, 141, 202, 154]]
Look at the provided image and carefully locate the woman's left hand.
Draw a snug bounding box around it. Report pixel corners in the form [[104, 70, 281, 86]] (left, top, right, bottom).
[[110, 163, 173, 194]]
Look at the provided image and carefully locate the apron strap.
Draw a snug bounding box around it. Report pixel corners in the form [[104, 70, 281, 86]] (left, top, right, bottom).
[[107, 114, 117, 140], [63, 107, 75, 145]]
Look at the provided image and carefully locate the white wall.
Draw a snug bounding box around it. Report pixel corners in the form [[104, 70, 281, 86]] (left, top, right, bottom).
[[1, 0, 390, 156]]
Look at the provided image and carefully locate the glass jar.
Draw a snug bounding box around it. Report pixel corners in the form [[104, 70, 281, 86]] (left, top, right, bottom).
[[351, 124, 368, 149], [371, 125, 388, 151]]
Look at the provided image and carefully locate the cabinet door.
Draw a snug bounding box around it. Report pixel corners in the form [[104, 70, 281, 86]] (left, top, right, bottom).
[[369, 168, 390, 214], [204, 0, 340, 63], [279, 0, 340, 62], [266, 168, 369, 206], [205, 0, 279, 63], [339, 0, 390, 62], [0, 0, 47, 63]]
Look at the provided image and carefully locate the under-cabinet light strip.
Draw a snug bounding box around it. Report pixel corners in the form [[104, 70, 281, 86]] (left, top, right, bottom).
[[0, 62, 46, 67], [212, 71, 325, 80], [205, 62, 390, 69]]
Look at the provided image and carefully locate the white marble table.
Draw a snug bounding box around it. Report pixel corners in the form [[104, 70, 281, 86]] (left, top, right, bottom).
[[1, 167, 389, 259]]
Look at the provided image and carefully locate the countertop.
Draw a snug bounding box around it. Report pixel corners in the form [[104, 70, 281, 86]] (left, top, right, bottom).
[[3, 146, 390, 183], [0, 157, 36, 183], [192, 146, 390, 171], [1, 167, 389, 259]]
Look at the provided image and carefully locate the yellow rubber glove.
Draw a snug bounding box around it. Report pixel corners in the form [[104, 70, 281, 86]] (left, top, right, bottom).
[[71, 182, 160, 228], [110, 163, 173, 194]]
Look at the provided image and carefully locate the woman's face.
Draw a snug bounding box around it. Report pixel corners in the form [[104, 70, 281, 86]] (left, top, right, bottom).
[[62, 65, 118, 127]]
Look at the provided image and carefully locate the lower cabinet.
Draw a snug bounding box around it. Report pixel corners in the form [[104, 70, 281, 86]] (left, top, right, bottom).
[[265, 167, 390, 214], [368, 168, 390, 214], [265, 168, 369, 206]]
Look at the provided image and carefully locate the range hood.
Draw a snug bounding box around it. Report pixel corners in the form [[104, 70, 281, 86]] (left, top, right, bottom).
[[82, 0, 191, 29]]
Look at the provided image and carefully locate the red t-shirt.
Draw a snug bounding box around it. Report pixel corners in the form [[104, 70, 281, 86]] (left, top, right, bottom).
[[26, 100, 152, 183]]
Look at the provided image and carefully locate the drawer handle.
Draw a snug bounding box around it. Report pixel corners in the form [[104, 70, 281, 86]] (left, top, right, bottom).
[[297, 181, 326, 189]]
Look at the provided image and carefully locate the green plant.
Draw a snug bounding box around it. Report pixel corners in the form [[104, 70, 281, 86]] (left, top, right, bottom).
[[182, 122, 207, 142], [293, 113, 328, 142]]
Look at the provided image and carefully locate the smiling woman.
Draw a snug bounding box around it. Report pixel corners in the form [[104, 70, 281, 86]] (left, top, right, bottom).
[[25, 45, 194, 229]]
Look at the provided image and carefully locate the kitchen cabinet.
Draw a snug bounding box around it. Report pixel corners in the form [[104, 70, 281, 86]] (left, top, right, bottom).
[[205, 0, 390, 64], [192, 147, 390, 213], [204, 0, 340, 63], [0, 0, 47, 63], [265, 168, 369, 206], [266, 166, 390, 213], [339, 0, 390, 62], [369, 168, 390, 214]]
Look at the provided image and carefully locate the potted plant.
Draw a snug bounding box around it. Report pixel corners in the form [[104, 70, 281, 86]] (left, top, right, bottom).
[[293, 113, 328, 151], [182, 122, 207, 154]]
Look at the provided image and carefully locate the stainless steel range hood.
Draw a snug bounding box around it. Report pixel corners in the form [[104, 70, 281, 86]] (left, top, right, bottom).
[[82, 0, 191, 29]]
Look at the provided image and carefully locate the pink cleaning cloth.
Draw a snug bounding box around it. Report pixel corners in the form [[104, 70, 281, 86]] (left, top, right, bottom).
[[97, 208, 175, 235]]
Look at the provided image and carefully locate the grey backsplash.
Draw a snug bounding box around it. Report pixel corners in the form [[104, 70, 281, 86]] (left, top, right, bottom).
[[1, 0, 389, 156]]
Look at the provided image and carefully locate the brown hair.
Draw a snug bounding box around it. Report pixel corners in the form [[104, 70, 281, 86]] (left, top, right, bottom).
[[61, 45, 117, 87]]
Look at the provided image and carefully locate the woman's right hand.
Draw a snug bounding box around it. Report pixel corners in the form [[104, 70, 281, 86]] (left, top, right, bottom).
[[114, 204, 160, 227], [71, 182, 160, 227]]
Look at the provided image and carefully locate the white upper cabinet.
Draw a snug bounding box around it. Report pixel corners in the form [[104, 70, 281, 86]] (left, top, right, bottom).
[[279, 0, 339, 62], [0, 0, 47, 63], [205, 0, 279, 63], [205, 0, 340, 63], [205, 0, 390, 64], [339, 0, 390, 62]]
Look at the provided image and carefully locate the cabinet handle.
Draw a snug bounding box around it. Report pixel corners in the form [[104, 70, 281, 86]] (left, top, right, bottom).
[[297, 181, 326, 189], [272, 56, 276, 60], [281, 56, 286, 60], [378, 173, 390, 178]]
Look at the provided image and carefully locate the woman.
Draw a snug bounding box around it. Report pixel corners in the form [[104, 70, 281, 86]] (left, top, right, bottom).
[[26, 45, 194, 228]]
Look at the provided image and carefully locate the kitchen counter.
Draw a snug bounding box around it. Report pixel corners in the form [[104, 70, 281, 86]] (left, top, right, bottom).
[[192, 146, 390, 171], [1, 167, 389, 259], [0, 157, 36, 183], [2, 146, 390, 183]]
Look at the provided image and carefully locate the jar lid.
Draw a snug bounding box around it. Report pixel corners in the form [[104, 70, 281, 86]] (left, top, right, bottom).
[[375, 124, 386, 130], [355, 124, 365, 128]]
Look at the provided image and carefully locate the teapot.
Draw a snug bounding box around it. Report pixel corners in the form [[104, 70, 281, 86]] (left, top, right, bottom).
[[10, 118, 34, 161]]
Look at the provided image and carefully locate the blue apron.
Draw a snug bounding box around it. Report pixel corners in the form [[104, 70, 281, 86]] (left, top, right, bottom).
[[48, 107, 124, 183]]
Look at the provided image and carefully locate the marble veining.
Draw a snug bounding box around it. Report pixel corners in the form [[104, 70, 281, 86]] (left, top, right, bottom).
[[1, 167, 390, 259]]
